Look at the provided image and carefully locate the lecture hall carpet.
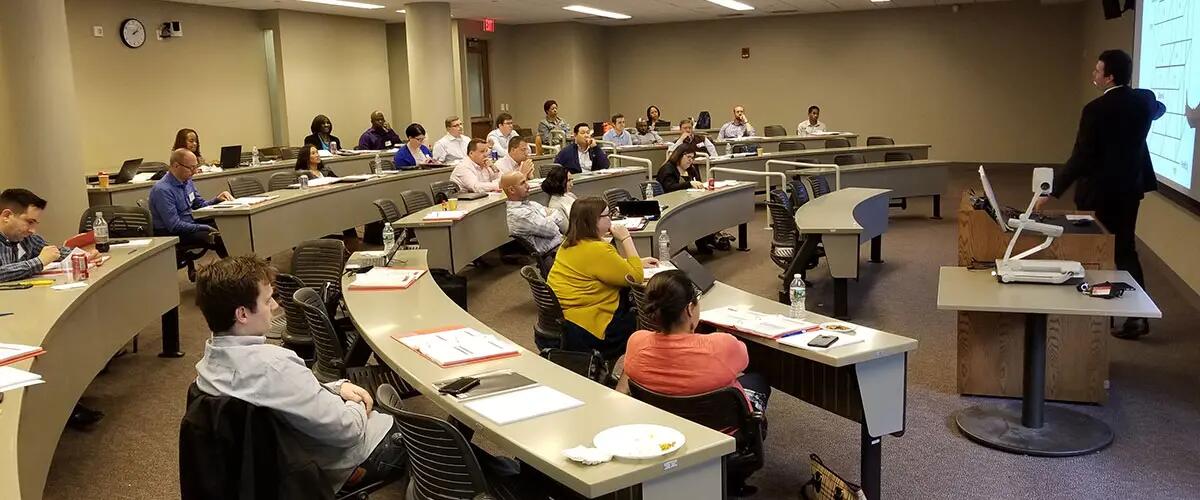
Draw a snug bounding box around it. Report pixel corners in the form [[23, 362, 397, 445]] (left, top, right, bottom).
[[44, 167, 1200, 499]]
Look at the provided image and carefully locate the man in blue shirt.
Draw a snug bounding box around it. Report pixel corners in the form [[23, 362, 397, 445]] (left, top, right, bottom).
[[602, 113, 633, 146], [150, 149, 233, 258]]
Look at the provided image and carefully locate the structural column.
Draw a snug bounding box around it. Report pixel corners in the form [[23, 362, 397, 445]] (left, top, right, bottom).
[[405, 2, 457, 131], [0, 0, 87, 239]]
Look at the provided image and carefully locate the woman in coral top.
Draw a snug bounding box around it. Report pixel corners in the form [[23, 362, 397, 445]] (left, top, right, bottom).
[[623, 270, 771, 415]]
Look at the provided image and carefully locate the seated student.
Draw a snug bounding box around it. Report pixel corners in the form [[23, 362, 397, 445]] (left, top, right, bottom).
[[666, 118, 717, 157], [295, 145, 360, 247], [450, 139, 501, 193], [717, 105, 756, 140], [0, 188, 105, 429], [646, 105, 668, 128], [150, 149, 234, 258], [486, 112, 525, 159], [192, 256, 407, 494], [356, 110, 403, 150], [173, 128, 206, 165], [392, 123, 434, 168], [303, 114, 343, 152], [553, 123, 610, 174], [537, 100, 571, 146], [548, 198, 657, 360], [796, 105, 826, 136], [432, 116, 470, 164], [656, 148, 720, 253], [540, 165, 577, 223], [494, 136, 537, 178], [501, 171, 565, 258], [631, 118, 665, 145], [623, 270, 771, 415], [602, 114, 633, 146]]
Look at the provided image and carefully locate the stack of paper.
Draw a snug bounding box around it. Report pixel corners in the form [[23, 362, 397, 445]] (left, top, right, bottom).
[[423, 211, 467, 221], [348, 268, 425, 290], [110, 239, 153, 248], [0, 343, 45, 366], [700, 307, 820, 339], [0, 366, 43, 393], [302, 176, 341, 187], [612, 217, 646, 231], [643, 261, 677, 280], [777, 332, 865, 352], [463, 385, 583, 425], [207, 195, 278, 208], [395, 327, 519, 367]]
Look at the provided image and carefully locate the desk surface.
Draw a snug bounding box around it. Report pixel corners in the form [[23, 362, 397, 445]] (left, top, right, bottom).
[[84, 150, 384, 194], [342, 250, 735, 498], [936, 267, 1162, 318], [707, 143, 931, 167], [793, 188, 893, 233], [195, 168, 453, 217], [785, 159, 951, 176], [711, 132, 858, 145]]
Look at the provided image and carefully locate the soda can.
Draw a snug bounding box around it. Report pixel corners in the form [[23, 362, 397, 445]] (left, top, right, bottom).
[[707, 177, 716, 191], [71, 253, 89, 281], [298, 175, 309, 189]]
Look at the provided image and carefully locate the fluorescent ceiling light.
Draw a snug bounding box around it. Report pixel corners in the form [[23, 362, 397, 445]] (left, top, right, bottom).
[[298, 0, 385, 9], [705, 0, 755, 11], [563, 5, 632, 20], [871, 0, 891, 3], [396, 9, 405, 13]]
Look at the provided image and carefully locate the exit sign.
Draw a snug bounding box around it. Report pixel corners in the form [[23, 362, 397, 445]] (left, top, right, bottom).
[[483, 18, 495, 32]]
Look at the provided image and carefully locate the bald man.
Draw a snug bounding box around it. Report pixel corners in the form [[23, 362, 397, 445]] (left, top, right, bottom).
[[356, 110, 402, 150], [501, 171, 565, 257], [149, 149, 233, 260]]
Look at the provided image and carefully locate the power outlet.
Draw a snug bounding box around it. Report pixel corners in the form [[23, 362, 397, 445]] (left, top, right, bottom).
[[92, 25, 104, 37]]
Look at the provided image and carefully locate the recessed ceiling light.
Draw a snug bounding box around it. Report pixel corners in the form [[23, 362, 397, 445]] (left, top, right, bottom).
[[297, 0, 385, 9], [706, 0, 755, 11], [871, 0, 891, 3], [562, 5, 632, 20], [396, 9, 405, 13]]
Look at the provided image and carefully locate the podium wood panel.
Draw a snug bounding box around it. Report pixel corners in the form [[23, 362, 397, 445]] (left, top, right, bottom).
[[955, 193, 1114, 403]]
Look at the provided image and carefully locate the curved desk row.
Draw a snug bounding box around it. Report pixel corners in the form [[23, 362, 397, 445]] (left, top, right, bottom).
[[394, 168, 647, 273], [785, 159, 952, 218], [342, 250, 735, 499], [630, 182, 758, 259], [0, 238, 181, 500], [705, 144, 931, 196], [86, 150, 380, 207], [195, 167, 452, 257]]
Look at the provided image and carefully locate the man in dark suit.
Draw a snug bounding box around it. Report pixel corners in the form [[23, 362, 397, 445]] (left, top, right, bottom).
[[553, 122, 610, 174], [1039, 49, 1161, 339]]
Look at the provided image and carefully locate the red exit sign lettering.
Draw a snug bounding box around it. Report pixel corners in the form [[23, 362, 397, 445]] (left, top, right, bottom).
[[483, 18, 495, 32]]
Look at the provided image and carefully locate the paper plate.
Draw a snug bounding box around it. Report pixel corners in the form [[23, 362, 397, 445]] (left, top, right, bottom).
[[820, 322, 857, 333], [593, 424, 685, 459]]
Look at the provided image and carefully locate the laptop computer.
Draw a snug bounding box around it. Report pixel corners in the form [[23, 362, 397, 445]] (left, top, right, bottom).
[[219, 145, 243, 170], [670, 250, 716, 294], [87, 158, 143, 185], [616, 200, 661, 219]]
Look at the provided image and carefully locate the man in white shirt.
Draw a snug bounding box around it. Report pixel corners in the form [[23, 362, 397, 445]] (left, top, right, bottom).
[[432, 116, 470, 164], [451, 139, 501, 193], [192, 256, 405, 494], [494, 136, 536, 178], [501, 171, 565, 256], [486, 112, 525, 159], [717, 105, 756, 139], [796, 105, 827, 136], [602, 113, 633, 146], [667, 117, 717, 157]]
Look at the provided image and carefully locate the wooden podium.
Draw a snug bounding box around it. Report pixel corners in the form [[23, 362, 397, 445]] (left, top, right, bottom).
[[956, 193, 1114, 403]]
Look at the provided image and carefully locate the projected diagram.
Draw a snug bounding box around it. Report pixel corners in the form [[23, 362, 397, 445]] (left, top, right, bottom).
[[1141, 0, 1199, 188]]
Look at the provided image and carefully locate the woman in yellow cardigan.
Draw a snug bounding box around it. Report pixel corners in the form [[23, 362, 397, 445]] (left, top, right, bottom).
[[548, 197, 658, 360]]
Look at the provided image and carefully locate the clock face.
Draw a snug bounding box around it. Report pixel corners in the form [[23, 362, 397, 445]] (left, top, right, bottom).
[[121, 18, 145, 48]]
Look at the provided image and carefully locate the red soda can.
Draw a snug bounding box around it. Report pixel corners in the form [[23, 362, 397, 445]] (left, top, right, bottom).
[[71, 253, 89, 281], [707, 177, 715, 190]]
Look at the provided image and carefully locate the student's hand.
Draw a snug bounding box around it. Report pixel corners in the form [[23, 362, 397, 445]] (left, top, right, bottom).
[[340, 382, 374, 413], [609, 224, 631, 241], [86, 249, 102, 262], [216, 191, 234, 202], [1034, 195, 1051, 211], [38, 246, 61, 266], [690, 180, 705, 189], [641, 257, 660, 268], [519, 160, 535, 178]]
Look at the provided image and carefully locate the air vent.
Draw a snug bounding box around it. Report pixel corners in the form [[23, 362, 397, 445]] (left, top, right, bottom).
[[717, 13, 745, 17], [771, 9, 799, 14]]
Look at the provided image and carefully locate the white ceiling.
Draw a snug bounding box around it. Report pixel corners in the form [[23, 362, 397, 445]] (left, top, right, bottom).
[[168, 0, 1034, 26]]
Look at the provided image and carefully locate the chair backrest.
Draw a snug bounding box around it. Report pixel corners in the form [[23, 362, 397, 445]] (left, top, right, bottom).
[[396, 408, 491, 500], [137, 161, 168, 173], [866, 136, 895, 146], [639, 180, 664, 197], [763, 125, 787, 137], [375, 383, 405, 416], [429, 181, 459, 203], [268, 171, 297, 191], [787, 179, 811, 210], [373, 198, 404, 224], [274, 273, 310, 345], [767, 201, 799, 248], [624, 275, 658, 332], [805, 175, 832, 198], [833, 154, 864, 166], [228, 177, 265, 198], [520, 265, 564, 343], [400, 190, 433, 214], [538, 162, 561, 179], [824, 138, 850, 149], [627, 379, 751, 435], [280, 147, 300, 160], [778, 141, 806, 151], [603, 188, 633, 213], [79, 205, 154, 237], [370, 158, 396, 172], [292, 239, 346, 291], [293, 287, 346, 383], [883, 152, 913, 162], [260, 146, 282, 159]]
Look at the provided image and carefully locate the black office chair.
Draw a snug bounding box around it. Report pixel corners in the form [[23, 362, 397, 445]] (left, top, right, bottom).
[[516, 127, 534, 141], [833, 154, 864, 166], [268, 171, 297, 191], [883, 152, 913, 162], [787, 179, 811, 212], [824, 138, 850, 149], [512, 235, 557, 279], [275, 273, 314, 360], [136, 198, 210, 282], [763, 125, 787, 137], [639, 180, 664, 198], [603, 188, 634, 214], [228, 177, 266, 198], [519, 265, 563, 350], [628, 380, 766, 497], [429, 181, 459, 204], [79, 205, 153, 237], [538, 163, 562, 179], [767, 200, 799, 277], [624, 275, 658, 332], [731, 144, 756, 155], [866, 136, 895, 146], [778, 141, 806, 151], [260, 146, 282, 160], [399, 190, 433, 214], [293, 239, 347, 292], [805, 175, 832, 198], [294, 287, 350, 383]]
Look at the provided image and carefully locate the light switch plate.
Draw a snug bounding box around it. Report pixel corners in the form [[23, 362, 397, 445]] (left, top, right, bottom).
[[92, 26, 104, 37]]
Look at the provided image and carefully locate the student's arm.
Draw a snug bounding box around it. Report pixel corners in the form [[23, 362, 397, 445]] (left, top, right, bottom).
[[151, 188, 211, 234], [588, 240, 643, 286], [1053, 103, 1098, 198], [712, 333, 750, 376], [594, 148, 610, 170], [264, 359, 372, 448]]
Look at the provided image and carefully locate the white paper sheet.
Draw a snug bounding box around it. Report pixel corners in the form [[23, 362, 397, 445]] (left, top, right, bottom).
[[0, 366, 44, 393], [463, 385, 583, 425]]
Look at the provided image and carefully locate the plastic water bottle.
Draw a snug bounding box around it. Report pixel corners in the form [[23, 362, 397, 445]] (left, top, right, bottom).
[[789, 274, 807, 319], [93, 212, 110, 253], [372, 152, 382, 174], [643, 183, 654, 200], [251, 146, 260, 167], [382, 221, 396, 256], [298, 174, 309, 190], [724, 142, 732, 156], [658, 230, 670, 259]]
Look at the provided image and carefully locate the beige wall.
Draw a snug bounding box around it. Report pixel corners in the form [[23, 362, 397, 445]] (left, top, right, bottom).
[[274, 10, 391, 147], [385, 23, 411, 128], [0, 29, 13, 187], [1078, 2, 1135, 107], [66, 0, 273, 172], [502, 23, 609, 132], [606, 2, 1081, 164]]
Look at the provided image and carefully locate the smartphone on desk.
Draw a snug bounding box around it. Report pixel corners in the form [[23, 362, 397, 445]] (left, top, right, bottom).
[[808, 335, 839, 348], [438, 376, 480, 396]]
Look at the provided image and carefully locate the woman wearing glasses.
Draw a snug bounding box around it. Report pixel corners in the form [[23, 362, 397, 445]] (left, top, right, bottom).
[[392, 123, 434, 169]]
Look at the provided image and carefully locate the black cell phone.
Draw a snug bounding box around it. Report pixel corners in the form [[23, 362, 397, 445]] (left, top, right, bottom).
[[808, 335, 839, 348], [438, 376, 480, 395], [353, 265, 374, 274]]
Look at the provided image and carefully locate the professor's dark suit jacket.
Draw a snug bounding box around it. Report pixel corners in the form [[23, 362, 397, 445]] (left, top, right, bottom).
[[1053, 86, 1163, 210]]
